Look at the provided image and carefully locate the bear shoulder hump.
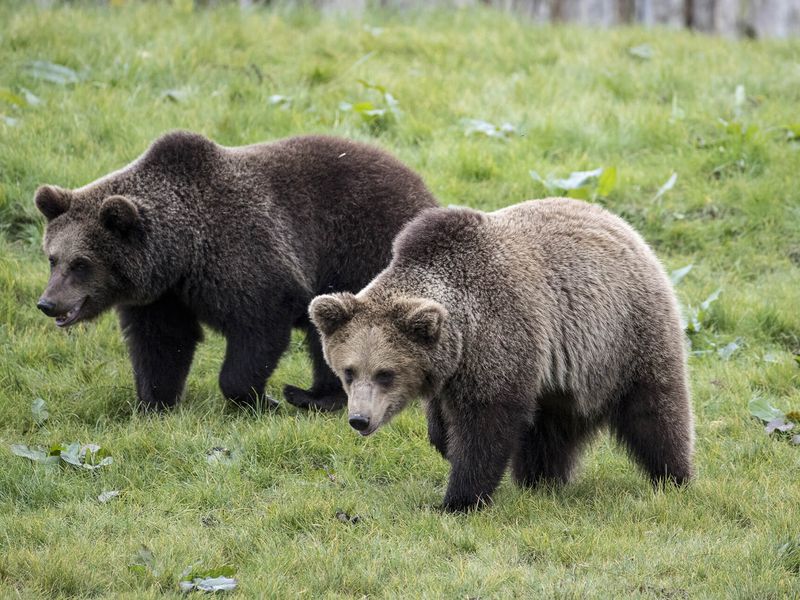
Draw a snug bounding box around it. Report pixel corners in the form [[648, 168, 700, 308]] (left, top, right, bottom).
[[392, 206, 485, 259]]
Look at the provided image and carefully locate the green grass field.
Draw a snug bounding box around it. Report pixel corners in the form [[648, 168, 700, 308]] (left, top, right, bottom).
[[1, 2, 800, 597]]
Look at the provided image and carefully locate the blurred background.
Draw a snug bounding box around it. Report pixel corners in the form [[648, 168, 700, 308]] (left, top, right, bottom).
[[31, 0, 796, 38]]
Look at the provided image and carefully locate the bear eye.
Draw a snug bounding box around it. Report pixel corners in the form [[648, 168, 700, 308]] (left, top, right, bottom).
[[374, 370, 395, 388], [48, 256, 56, 269], [70, 258, 91, 274], [343, 368, 355, 385]]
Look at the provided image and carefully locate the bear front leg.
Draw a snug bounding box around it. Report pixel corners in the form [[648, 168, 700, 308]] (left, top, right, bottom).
[[118, 294, 203, 412], [283, 324, 347, 412], [219, 323, 291, 410], [425, 400, 449, 459], [442, 402, 520, 512]]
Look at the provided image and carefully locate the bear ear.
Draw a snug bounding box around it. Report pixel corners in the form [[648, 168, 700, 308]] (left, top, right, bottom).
[[309, 293, 359, 336], [34, 185, 71, 221], [100, 195, 139, 234], [394, 298, 447, 344]]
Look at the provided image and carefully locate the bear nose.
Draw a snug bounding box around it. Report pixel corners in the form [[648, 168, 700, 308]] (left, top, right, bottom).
[[349, 414, 370, 431], [37, 298, 57, 317]]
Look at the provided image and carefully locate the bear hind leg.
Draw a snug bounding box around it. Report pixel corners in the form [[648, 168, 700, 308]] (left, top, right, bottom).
[[610, 378, 694, 487], [511, 403, 596, 488], [284, 324, 346, 412]]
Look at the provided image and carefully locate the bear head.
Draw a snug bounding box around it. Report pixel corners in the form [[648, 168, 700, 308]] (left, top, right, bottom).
[[310, 291, 460, 436], [34, 184, 143, 328], [33, 130, 217, 328]]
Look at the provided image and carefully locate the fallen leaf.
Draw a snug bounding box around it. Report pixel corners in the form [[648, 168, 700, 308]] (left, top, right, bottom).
[[653, 172, 677, 202], [628, 44, 654, 60], [717, 340, 742, 361], [206, 446, 239, 466], [335, 510, 361, 524], [98, 490, 120, 503], [24, 60, 80, 85], [179, 565, 237, 593], [268, 94, 291, 106], [161, 88, 190, 103], [463, 118, 516, 139], [765, 418, 794, 434], [129, 546, 159, 577]]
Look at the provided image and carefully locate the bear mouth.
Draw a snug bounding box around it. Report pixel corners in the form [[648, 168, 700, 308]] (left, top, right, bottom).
[[358, 424, 379, 437], [55, 298, 87, 328]]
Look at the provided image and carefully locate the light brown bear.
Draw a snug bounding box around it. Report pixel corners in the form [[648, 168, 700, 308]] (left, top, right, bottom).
[[309, 198, 694, 511]]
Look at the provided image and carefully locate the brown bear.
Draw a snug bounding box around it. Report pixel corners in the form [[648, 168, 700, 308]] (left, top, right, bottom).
[[309, 198, 695, 511], [34, 131, 437, 412]]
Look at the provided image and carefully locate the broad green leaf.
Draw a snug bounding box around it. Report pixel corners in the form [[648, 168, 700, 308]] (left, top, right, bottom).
[[31, 398, 49, 426], [60, 442, 83, 467], [749, 396, 784, 423], [700, 288, 721, 311], [11, 444, 48, 462], [356, 79, 386, 94], [129, 546, 158, 577], [669, 264, 693, 286], [596, 166, 617, 197], [529, 170, 549, 190], [566, 187, 590, 200], [717, 339, 741, 360], [550, 168, 603, 191]]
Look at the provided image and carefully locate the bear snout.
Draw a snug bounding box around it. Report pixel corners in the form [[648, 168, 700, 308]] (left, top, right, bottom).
[[348, 414, 371, 432], [36, 298, 58, 317]]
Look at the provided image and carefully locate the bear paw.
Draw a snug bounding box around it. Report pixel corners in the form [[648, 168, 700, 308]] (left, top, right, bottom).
[[283, 385, 347, 412]]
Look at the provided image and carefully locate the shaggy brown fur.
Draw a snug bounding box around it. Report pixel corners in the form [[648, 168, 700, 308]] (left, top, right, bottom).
[[310, 198, 694, 511], [34, 131, 437, 411]]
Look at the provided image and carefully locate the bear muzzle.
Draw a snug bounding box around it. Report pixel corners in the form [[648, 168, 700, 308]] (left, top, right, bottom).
[[348, 414, 371, 432], [37, 296, 87, 328]]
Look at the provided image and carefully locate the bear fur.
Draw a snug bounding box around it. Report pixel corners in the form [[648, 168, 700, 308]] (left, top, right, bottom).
[[310, 198, 695, 511], [34, 131, 437, 411]]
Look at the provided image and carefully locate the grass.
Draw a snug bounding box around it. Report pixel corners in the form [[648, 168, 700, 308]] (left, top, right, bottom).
[[1, 1, 800, 597]]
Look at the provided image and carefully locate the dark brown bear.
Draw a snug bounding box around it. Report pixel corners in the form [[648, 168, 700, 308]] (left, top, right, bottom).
[[310, 198, 695, 511], [34, 131, 437, 411]]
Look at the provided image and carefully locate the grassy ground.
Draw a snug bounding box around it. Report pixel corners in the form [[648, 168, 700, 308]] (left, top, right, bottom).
[[1, 1, 799, 597]]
